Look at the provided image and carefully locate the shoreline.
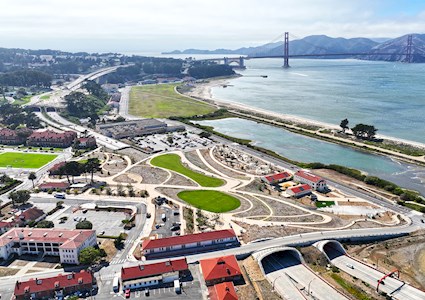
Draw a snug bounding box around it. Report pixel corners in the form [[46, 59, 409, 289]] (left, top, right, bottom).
[[183, 77, 425, 165]]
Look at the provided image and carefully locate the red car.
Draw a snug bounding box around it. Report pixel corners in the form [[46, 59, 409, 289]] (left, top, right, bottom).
[[125, 289, 131, 298]]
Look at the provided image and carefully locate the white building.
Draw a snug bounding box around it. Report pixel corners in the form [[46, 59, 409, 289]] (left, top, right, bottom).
[[0, 228, 97, 264], [294, 170, 327, 192]]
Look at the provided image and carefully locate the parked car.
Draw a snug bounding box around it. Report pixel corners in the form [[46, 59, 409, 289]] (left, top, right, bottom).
[[125, 289, 131, 298], [144, 288, 150, 296]]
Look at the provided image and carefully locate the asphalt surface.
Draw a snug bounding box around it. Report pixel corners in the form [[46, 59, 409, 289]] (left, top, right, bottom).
[[323, 244, 425, 300], [262, 251, 347, 300]]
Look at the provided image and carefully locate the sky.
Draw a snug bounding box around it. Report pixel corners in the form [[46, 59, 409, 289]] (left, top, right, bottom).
[[1, 0, 425, 53]]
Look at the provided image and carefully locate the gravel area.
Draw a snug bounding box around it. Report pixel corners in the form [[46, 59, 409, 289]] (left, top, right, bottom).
[[238, 178, 264, 193], [117, 148, 149, 163], [234, 194, 271, 217], [113, 174, 137, 183], [156, 187, 186, 200], [259, 196, 308, 216], [235, 221, 317, 243], [164, 172, 197, 186], [184, 150, 218, 174], [231, 194, 253, 213], [265, 214, 324, 223], [129, 165, 169, 184], [200, 149, 250, 180]]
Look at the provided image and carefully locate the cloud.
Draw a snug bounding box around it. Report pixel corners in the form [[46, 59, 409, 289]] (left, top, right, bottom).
[[0, 0, 424, 52]]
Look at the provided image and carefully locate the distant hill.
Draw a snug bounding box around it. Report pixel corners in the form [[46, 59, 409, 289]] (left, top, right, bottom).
[[162, 35, 378, 57], [364, 34, 425, 63], [163, 34, 425, 62]]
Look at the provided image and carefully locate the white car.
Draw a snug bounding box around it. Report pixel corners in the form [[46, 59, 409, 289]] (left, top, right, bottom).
[[346, 263, 354, 269]]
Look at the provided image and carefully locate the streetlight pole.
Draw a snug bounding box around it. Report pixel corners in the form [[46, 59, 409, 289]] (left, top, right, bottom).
[[272, 275, 283, 291], [307, 278, 315, 295]]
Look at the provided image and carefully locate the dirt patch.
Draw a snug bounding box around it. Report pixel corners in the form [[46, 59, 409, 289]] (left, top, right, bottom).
[[156, 187, 186, 201], [259, 196, 308, 216], [201, 148, 250, 180], [164, 172, 197, 186], [117, 148, 149, 163], [337, 201, 379, 208], [0, 267, 19, 277], [130, 164, 169, 184], [265, 215, 324, 223], [234, 195, 270, 218], [185, 150, 219, 175], [231, 194, 252, 213], [346, 230, 425, 289], [10, 260, 28, 267], [113, 174, 137, 183], [235, 221, 317, 243], [99, 239, 118, 261]]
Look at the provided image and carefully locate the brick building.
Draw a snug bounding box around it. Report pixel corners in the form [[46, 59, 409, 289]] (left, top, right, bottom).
[[27, 130, 77, 148]]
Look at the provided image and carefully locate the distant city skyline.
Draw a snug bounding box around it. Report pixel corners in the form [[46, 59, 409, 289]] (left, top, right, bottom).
[[1, 0, 425, 53]]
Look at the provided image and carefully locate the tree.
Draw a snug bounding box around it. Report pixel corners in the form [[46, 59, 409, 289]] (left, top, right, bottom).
[[36, 220, 54, 228], [28, 172, 37, 188], [351, 123, 378, 140], [76, 220, 93, 229], [8, 190, 31, 207], [85, 158, 101, 183], [340, 118, 349, 133], [78, 246, 103, 265], [60, 161, 84, 183]]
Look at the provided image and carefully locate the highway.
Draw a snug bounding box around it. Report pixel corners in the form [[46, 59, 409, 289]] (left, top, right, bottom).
[[262, 251, 347, 299], [323, 244, 425, 300]]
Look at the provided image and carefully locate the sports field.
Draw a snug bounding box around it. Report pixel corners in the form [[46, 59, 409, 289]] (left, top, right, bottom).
[[177, 190, 240, 213], [150, 153, 224, 187], [129, 84, 216, 118], [0, 152, 57, 168]]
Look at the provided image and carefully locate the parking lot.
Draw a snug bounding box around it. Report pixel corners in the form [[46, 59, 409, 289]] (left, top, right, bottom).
[[131, 131, 214, 153], [50, 207, 130, 236], [151, 198, 181, 238]]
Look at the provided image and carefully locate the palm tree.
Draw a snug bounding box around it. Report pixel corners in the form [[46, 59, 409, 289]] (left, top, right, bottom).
[[28, 172, 37, 188]]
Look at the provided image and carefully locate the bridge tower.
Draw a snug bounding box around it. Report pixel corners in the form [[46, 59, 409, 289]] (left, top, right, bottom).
[[283, 32, 290, 68], [239, 56, 245, 68], [405, 34, 413, 63]]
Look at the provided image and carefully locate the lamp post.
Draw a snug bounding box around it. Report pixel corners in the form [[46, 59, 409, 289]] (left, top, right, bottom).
[[272, 275, 283, 291], [307, 278, 316, 295]]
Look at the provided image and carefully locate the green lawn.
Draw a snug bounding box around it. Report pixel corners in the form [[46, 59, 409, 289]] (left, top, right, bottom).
[[150, 153, 224, 187], [40, 95, 50, 100], [315, 201, 335, 208], [129, 84, 216, 118], [13, 95, 32, 106], [0, 152, 57, 168], [177, 190, 240, 213]]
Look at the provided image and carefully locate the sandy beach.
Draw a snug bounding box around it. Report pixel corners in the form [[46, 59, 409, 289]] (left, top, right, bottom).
[[185, 77, 425, 152]]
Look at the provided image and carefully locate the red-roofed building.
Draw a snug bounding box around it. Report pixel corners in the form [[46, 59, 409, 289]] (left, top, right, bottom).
[[0, 207, 45, 234], [14, 270, 95, 300], [262, 172, 292, 185], [286, 184, 312, 198], [141, 229, 239, 259], [294, 170, 327, 191], [0, 228, 97, 264], [27, 130, 77, 148], [75, 137, 97, 149], [214, 281, 238, 300], [38, 182, 70, 192], [0, 128, 29, 145], [121, 258, 188, 291], [48, 162, 66, 175], [200, 255, 242, 286]]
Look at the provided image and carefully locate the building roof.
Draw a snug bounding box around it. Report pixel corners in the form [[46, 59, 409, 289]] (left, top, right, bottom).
[[38, 182, 70, 190], [142, 229, 236, 251], [17, 207, 45, 221], [48, 161, 66, 172], [200, 255, 241, 282], [121, 258, 188, 282], [28, 130, 76, 141], [288, 184, 312, 194], [214, 282, 238, 300], [294, 170, 324, 183], [14, 271, 93, 296], [0, 228, 95, 248], [263, 172, 292, 183]]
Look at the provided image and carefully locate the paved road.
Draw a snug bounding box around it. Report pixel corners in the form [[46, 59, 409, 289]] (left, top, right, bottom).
[[262, 252, 347, 300], [324, 245, 425, 300]]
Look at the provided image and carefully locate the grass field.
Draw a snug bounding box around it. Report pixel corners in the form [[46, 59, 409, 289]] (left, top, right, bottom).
[[40, 95, 50, 100], [177, 190, 240, 213], [150, 153, 224, 187], [315, 200, 335, 208], [13, 95, 32, 106], [129, 84, 216, 118], [0, 152, 57, 168]]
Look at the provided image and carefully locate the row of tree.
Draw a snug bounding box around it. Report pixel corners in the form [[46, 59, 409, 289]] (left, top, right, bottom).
[[340, 118, 378, 140], [57, 158, 101, 184], [0, 69, 51, 88], [0, 102, 41, 129]]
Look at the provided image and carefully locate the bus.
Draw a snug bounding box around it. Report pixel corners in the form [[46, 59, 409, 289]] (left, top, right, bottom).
[[112, 276, 120, 292]]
